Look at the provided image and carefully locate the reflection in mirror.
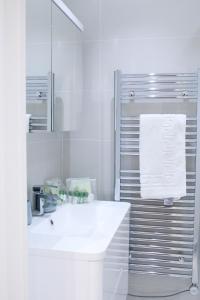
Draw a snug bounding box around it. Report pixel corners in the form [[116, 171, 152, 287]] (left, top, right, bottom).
[[26, 0, 52, 132]]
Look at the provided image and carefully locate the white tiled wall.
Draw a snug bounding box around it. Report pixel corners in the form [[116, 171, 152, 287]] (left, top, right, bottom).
[[99, 0, 200, 40], [63, 0, 200, 201], [26, 133, 63, 199]]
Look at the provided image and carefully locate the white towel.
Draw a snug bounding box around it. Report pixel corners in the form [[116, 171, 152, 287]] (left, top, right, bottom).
[[139, 114, 186, 199]]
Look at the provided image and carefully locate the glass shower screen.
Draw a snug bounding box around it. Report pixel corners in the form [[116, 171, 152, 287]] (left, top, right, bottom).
[[26, 0, 83, 133], [52, 1, 83, 132]]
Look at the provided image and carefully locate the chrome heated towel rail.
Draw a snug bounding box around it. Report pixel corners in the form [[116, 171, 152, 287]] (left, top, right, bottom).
[[26, 73, 54, 132], [114, 70, 200, 293]]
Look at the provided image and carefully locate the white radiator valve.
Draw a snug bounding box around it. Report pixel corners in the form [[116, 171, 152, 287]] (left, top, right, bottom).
[[164, 198, 174, 206], [190, 285, 199, 296]]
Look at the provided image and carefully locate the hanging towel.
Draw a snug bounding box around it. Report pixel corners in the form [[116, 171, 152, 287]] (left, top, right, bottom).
[[139, 114, 186, 199]]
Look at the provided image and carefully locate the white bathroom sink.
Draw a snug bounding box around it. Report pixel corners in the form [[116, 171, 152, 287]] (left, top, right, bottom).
[[29, 201, 130, 258], [28, 201, 130, 300]]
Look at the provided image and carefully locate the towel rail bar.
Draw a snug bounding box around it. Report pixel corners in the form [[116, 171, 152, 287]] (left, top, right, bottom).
[[130, 257, 192, 266], [121, 196, 195, 203], [129, 269, 192, 278], [131, 233, 193, 243], [129, 204, 194, 212], [121, 80, 197, 85], [130, 237, 194, 247], [131, 224, 194, 234], [121, 96, 197, 100], [120, 145, 196, 150], [129, 217, 194, 226], [120, 152, 196, 157], [129, 265, 192, 275], [120, 170, 196, 175], [120, 131, 197, 135], [131, 251, 193, 260], [122, 73, 197, 77], [120, 124, 197, 128], [130, 244, 193, 254], [121, 116, 197, 121], [121, 176, 196, 183]]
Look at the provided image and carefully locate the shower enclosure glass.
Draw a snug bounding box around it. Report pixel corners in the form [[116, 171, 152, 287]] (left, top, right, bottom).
[[26, 0, 83, 133], [26, 0, 52, 132]]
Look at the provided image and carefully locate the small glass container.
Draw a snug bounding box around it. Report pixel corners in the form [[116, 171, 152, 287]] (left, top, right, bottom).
[[66, 178, 97, 204]]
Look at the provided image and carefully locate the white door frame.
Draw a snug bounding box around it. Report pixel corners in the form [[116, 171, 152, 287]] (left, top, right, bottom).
[[0, 1, 27, 299]]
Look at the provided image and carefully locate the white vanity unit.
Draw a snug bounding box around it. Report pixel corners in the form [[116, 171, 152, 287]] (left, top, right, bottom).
[[28, 201, 130, 300]]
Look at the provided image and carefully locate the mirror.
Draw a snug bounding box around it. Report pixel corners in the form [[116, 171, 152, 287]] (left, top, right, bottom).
[[26, 0, 83, 133]]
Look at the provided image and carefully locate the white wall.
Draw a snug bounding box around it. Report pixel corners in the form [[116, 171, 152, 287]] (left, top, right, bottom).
[[62, 1, 200, 298], [0, 0, 27, 299], [63, 0, 200, 203]]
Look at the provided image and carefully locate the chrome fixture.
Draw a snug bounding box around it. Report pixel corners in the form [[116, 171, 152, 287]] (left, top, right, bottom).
[[114, 70, 200, 293]]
